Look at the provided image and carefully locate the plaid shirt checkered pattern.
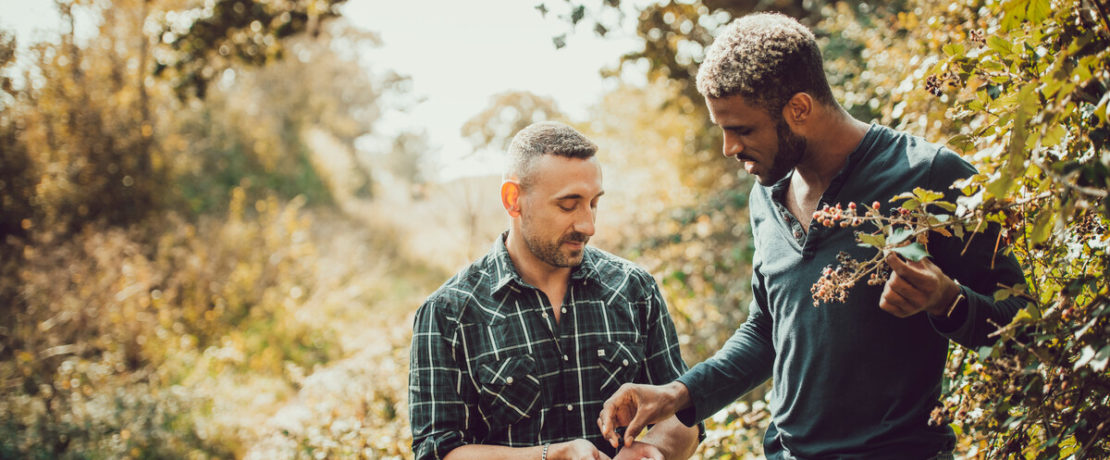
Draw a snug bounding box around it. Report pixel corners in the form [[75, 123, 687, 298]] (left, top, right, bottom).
[[409, 234, 690, 459]]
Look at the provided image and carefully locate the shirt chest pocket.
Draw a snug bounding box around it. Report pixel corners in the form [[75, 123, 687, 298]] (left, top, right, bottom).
[[475, 354, 542, 427], [595, 341, 645, 394]]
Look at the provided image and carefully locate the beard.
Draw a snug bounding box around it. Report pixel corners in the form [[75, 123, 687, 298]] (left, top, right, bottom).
[[758, 118, 808, 186], [521, 213, 590, 268]]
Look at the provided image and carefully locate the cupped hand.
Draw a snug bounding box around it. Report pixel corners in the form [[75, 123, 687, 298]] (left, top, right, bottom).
[[612, 440, 663, 460], [550, 439, 612, 460]]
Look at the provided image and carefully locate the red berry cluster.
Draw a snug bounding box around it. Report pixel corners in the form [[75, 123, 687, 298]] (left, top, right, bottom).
[[810, 251, 881, 307], [809, 202, 899, 307], [811, 264, 853, 306], [812, 201, 884, 229]]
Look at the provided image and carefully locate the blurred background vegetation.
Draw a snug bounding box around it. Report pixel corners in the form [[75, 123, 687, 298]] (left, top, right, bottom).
[[1, 0, 1107, 459]]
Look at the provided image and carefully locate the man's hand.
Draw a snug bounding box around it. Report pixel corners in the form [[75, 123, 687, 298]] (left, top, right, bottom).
[[612, 441, 663, 460], [881, 253, 960, 317], [549, 439, 612, 460], [597, 382, 689, 450]]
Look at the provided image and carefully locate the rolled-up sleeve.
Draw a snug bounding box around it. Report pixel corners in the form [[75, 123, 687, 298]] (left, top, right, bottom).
[[409, 298, 481, 460]]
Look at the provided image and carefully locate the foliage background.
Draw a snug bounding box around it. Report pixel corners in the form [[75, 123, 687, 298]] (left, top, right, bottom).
[[1, 0, 1107, 459]]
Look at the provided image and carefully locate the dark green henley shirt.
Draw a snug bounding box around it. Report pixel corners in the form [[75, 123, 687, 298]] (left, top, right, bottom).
[[676, 124, 1027, 459]]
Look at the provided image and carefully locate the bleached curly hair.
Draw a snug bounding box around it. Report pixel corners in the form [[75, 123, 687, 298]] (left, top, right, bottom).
[[696, 12, 836, 114], [506, 121, 597, 188]]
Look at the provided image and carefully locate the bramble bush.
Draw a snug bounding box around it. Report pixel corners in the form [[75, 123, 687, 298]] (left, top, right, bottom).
[[0, 188, 341, 457], [813, 0, 1110, 457]]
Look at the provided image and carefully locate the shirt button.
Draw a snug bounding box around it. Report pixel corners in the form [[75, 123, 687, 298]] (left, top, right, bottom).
[[561, 307, 567, 314], [566, 404, 573, 411], [505, 377, 513, 385], [541, 312, 548, 319], [622, 359, 629, 367], [563, 354, 569, 361], [793, 230, 802, 239]]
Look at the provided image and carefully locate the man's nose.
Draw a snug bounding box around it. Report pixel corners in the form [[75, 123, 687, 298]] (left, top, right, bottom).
[[722, 132, 744, 158], [573, 207, 596, 236]]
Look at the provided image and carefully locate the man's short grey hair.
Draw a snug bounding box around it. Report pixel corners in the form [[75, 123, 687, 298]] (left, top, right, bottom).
[[696, 12, 836, 115], [506, 121, 597, 188]]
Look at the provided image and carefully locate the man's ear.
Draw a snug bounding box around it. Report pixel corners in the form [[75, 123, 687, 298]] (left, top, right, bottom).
[[501, 180, 522, 217], [782, 92, 813, 130]]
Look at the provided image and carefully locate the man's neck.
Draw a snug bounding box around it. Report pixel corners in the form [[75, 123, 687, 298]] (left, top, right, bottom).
[[504, 230, 571, 292], [794, 107, 870, 190], [785, 107, 871, 232]]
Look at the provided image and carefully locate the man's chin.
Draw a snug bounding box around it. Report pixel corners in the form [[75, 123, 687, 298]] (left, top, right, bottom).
[[563, 249, 585, 267]]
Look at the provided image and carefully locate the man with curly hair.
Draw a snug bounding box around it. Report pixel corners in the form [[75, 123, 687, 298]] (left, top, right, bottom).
[[597, 13, 1027, 459], [410, 122, 701, 460]]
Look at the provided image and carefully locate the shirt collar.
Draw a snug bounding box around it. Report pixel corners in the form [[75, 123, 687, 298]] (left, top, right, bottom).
[[488, 232, 599, 295]]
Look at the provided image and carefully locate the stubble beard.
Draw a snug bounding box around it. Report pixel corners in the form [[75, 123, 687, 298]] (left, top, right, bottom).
[[758, 119, 808, 186], [521, 212, 589, 268]]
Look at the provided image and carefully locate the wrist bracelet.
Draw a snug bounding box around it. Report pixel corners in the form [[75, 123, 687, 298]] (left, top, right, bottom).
[[541, 443, 549, 460]]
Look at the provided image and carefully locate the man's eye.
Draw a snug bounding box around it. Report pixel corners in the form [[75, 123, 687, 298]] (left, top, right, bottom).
[[559, 204, 575, 212]]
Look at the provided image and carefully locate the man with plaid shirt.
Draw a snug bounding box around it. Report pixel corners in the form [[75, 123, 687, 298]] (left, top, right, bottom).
[[409, 122, 700, 460]]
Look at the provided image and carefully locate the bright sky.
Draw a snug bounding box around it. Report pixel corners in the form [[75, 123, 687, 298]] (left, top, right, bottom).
[[344, 0, 643, 180], [0, 0, 644, 181]]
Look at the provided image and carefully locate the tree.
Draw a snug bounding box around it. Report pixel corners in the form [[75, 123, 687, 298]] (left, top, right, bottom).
[[154, 0, 349, 99], [461, 90, 567, 153], [168, 19, 403, 211]]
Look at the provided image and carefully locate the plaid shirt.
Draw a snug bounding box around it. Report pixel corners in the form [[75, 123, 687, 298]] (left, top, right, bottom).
[[409, 234, 691, 459]]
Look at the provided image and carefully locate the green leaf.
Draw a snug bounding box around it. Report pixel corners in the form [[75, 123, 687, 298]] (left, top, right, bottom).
[[994, 289, 1012, 301], [943, 43, 966, 57], [889, 227, 914, 245], [1030, 210, 1054, 244], [913, 187, 944, 203], [948, 134, 975, 152], [934, 201, 958, 212], [1011, 308, 1034, 324], [891, 191, 916, 201], [892, 242, 929, 261], [979, 59, 1006, 73], [1021, 0, 1047, 26], [857, 232, 885, 249], [1096, 94, 1109, 125], [986, 174, 1014, 198], [1042, 124, 1067, 147], [902, 198, 920, 211], [987, 36, 1013, 56]]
